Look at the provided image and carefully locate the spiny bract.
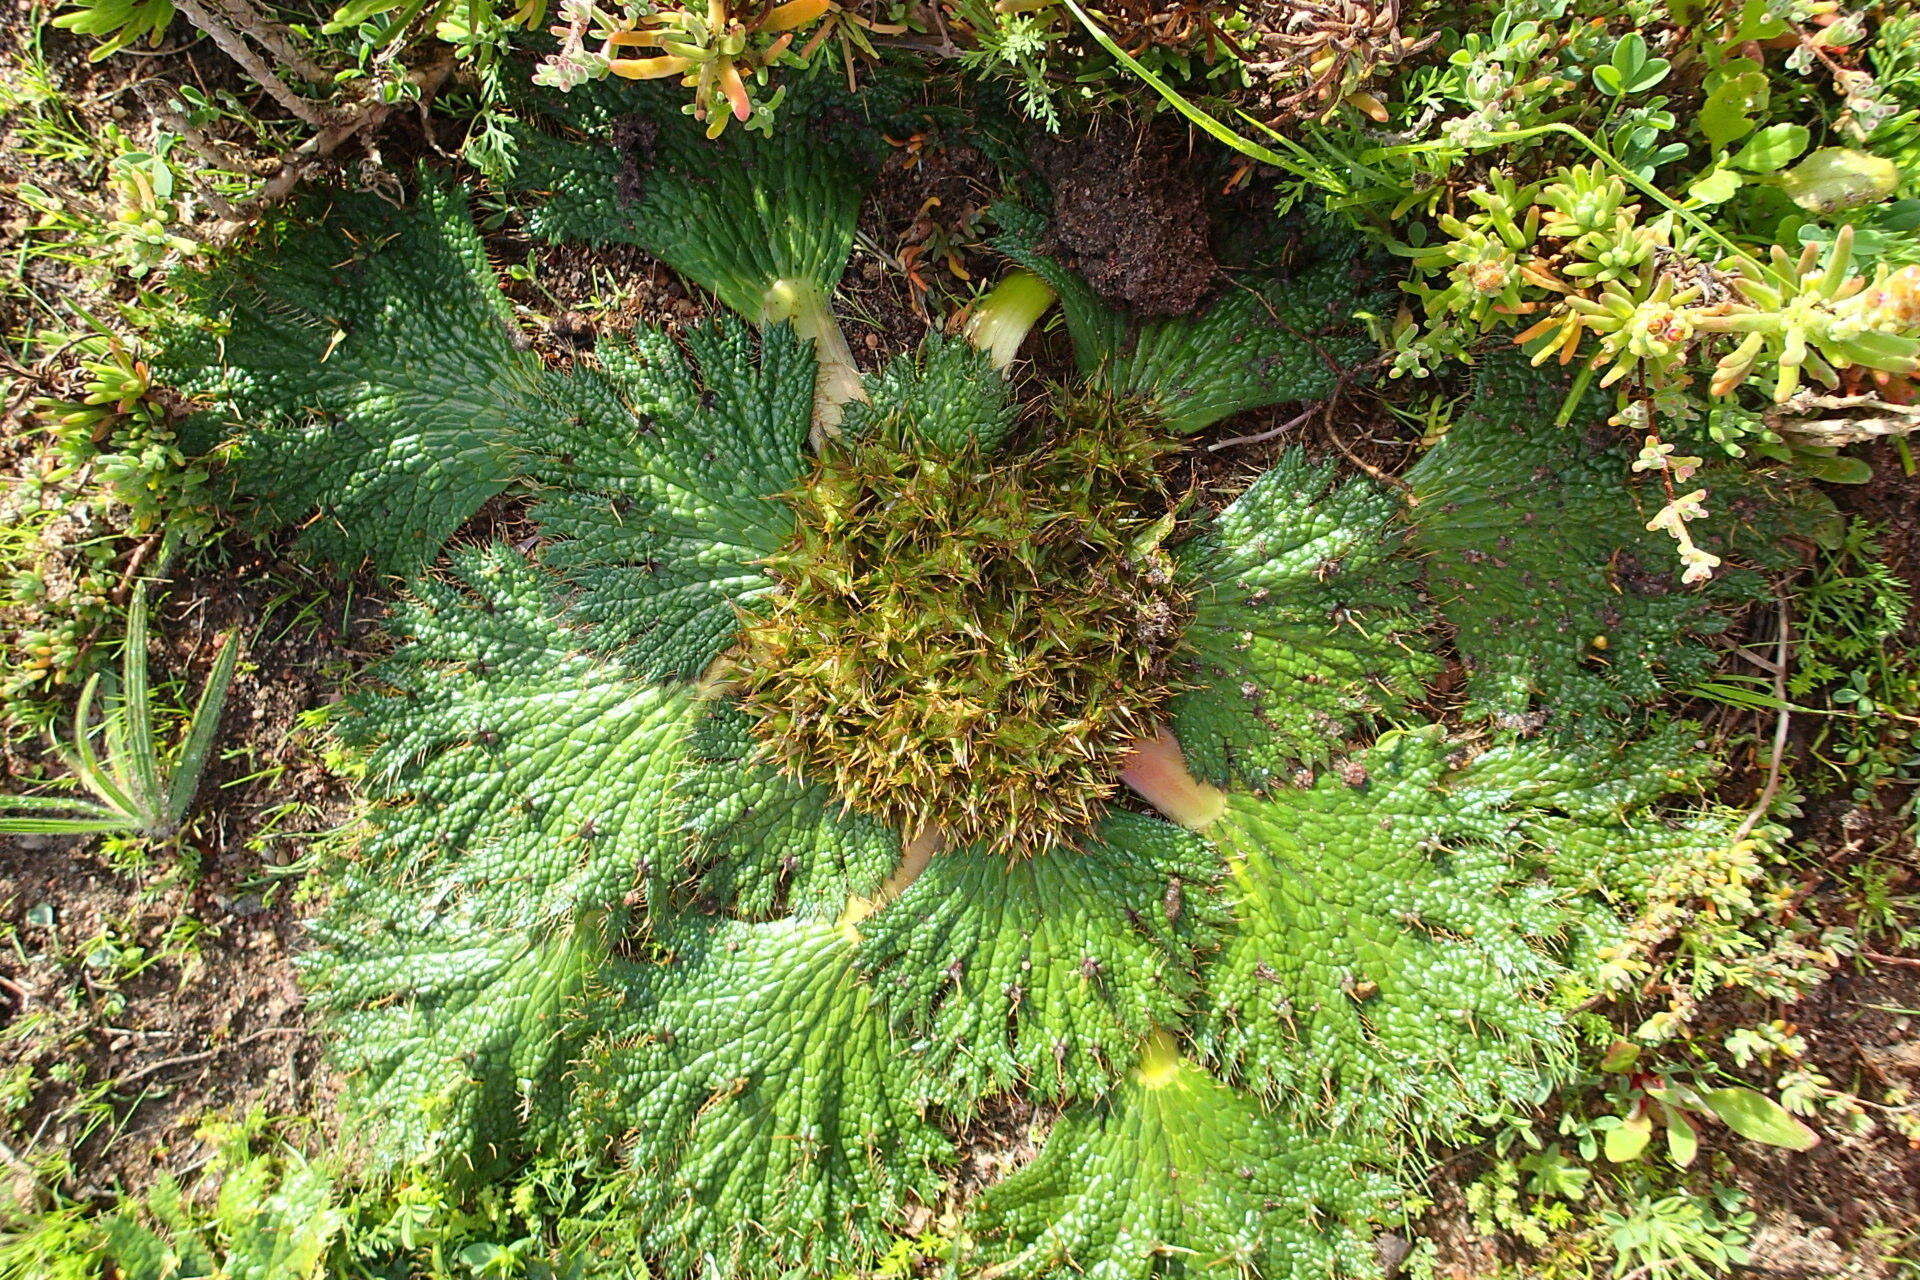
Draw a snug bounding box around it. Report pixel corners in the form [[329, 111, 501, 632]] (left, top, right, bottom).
[[736, 403, 1188, 856], [168, 82, 1773, 1280]]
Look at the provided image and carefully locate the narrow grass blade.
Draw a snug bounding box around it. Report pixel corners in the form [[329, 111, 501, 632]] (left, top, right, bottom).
[[119, 584, 166, 816], [163, 627, 242, 830], [0, 794, 113, 812], [0, 819, 140, 835], [0, 814, 134, 836], [0, 795, 131, 834], [1058, 0, 1341, 189], [68, 673, 140, 819]]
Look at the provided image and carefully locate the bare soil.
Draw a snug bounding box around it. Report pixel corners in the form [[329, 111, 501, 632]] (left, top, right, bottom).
[[1735, 963, 1920, 1275], [1732, 442, 1920, 1274], [1, 556, 374, 1198], [1033, 118, 1219, 316]]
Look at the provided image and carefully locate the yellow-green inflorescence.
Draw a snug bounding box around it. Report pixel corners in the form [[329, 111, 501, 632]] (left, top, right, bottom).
[[734, 394, 1191, 858]]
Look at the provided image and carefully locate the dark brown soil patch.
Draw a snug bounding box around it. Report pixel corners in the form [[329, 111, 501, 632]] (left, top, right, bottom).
[[1732, 961, 1920, 1257], [1837, 439, 1920, 589], [1034, 121, 1217, 317], [843, 128, 1002, 362], [0, 836, 318, 1202]]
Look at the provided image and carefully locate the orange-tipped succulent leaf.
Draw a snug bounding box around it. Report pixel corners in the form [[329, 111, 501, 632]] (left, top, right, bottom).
[[759, 0, 833, 32], [608, 54, 698, 79], [717, 59, 753, 120]]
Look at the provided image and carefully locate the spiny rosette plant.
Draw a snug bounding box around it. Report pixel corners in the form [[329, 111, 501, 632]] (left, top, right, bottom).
[[163, 87, 1780, 1279], [736, 400, 1189, 855]]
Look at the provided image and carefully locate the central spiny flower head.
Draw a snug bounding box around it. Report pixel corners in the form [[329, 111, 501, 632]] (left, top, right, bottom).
[[734, 395, 1190, 856]]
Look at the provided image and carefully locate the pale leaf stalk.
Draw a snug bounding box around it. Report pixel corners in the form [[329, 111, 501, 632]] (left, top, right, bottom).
[[838, 824, 944, 933], [1133, 1027, 1184, 1087], [1120, 727, 1226, 831], [761, 277, 865, 449], [964, 270, 1058, 371]]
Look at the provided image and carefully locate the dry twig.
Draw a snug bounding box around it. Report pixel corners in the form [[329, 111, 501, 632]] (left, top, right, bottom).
[[1731, 594, 1792, 845], [107, 1026, 305, 1091], [208, 59, 455, 242], [173, 0, 329, 127]]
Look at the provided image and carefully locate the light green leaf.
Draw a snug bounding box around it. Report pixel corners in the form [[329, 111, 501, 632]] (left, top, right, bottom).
[[1197, 729, 1569, 1132], [1599, 1040, 1641, 1073], [858, 811, 1222, 1104], [1661, 1103, 1700, 1168], [1732, 123, 1811, 173], [1782, 147, 1901, 213], [1700, 1087, 1821, 1150], [219, 1157, 345, 1280], [970, 1035, 1389, 1280], [1592, 34, 1670, 95], [579, 920, 949, 1280], [1687, 165, 1744, 206], [1801, 454, 1875, 485], [1172, 450, 1434, 787], [1699, 61, 1769, 147], [1605, 1110, 1653, 1162]]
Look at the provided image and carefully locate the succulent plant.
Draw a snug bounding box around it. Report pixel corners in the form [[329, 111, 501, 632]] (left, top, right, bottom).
[[1405, 173, 1542, 322], [1700, 226, 1920, 402], [1562, 270, 1703, 389], [537, 0, 855, 134]]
